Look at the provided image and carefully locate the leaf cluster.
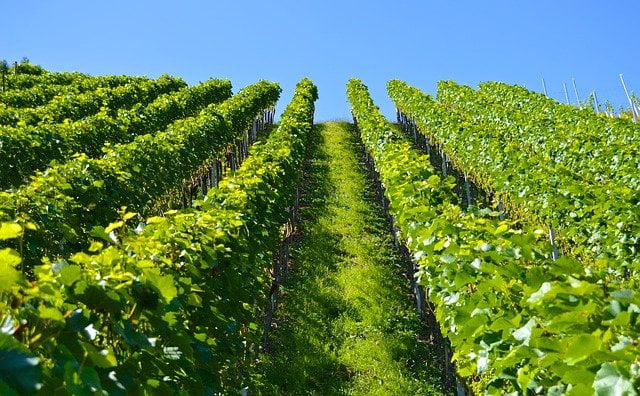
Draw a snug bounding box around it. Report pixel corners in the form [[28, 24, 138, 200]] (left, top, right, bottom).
[[0, 78, 317, 393], [0, 74, 148, 109], [348, 78, 640, 394], [0, 75, 185, 127], [0, 79, 231, 190], [0, 81, 279, 269], [435, 81, 639, 275]]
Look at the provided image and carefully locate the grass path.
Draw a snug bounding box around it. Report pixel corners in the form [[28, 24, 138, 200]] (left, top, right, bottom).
[[254, 122, 444, 395]]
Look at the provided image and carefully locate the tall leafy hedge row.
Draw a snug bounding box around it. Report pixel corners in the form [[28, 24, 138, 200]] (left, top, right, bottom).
[[0, 81, 280, 267], [347, 78, 639, 395], [0, 78, 317, 393], [0, 79, 232, 190]]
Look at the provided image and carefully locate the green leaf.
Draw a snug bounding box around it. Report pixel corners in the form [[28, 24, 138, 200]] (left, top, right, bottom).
[[593, 362, 636, 396], [524, 266, 545, 290], [440, 254, 456, 264], [565, 334, 601, 364], [37, 306, 64, 322], [89, 226, 111, 242], [0, 248, 21, 268], [0, 334, 41, 392], [69, 252, 91, 265], [123, 212, 137, 221], [551, 254, 587, 277], [75, 285, 122, 314], [562, 368, 596, 385], [0, 250, 21, 291], [493, 223, 509, 235], [426, 174, 440, 187], [187, 292, 202, 307], [434, 238, 447, 251], [144, 269, 177, 303], [516, 365, 537, 392], [146, 216, 165, 224], [567, 383, 594, 396], [59, 265, 82, 286], [548, 385, 566, 396], [88, 241, 103, 252], [512, 318, 536, 346], [0, 223, 22, 240], [80, 342, 117, 368], [104, 221, 124, 234], [527, 282, 552, 304], [611, 289, 634, 304]]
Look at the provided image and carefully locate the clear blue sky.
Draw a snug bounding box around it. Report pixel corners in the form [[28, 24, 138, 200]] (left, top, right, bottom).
[[2, 0, 639, 121]]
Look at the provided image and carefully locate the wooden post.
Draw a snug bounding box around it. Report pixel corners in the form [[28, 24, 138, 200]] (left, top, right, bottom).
[[252, 119, 258, 142], [209, 162, 216, 188], [441, 152, 448, 177], [549, 227, 559, 260], [464, 173, 472, 207], [412, 119, 418, 143], [182, 188, 188, 208], [414, 276, 424, 319]]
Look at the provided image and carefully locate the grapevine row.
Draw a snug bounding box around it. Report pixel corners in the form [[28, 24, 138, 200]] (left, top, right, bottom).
[[347, 78, 639, 394], [1, 67, 126, 90], [0, 78, 317, 394], [0, 81, 280, 268], [479, 81, 640, 147], [0, 75, 185, 126], [0, 79, 232, 190], [438, 81, 640, 191], [0, 74, 148, 108], [388, 80, 639, 281]]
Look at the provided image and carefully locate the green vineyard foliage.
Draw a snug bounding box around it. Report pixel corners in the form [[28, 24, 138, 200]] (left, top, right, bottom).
[[0, 78, 317, 393], [0, 81, 280, 268], [435, 81, 640, 276], [0, 79, 232, 189], [0, 75, 185, 126], [0, 74, 148, 108], [348, 78, 639, 394]]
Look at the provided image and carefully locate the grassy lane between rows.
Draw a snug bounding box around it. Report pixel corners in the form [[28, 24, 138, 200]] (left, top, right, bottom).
[[253, 122, 444, 395]]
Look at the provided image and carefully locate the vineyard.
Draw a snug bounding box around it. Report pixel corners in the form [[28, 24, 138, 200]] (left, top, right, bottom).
[[0, 64, 638, 395]]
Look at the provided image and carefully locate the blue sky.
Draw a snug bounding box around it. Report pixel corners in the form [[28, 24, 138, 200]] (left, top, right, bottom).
[[2, 0, 639, 121]]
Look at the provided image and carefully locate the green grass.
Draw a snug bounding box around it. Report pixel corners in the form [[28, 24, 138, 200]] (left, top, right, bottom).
[[253, 122, 444, 395]]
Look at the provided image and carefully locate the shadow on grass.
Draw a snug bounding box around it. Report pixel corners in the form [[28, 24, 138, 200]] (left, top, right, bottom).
[[254, 123, 352, 395], [254, 122, 446, 395], [343, 122, 393, 238]]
